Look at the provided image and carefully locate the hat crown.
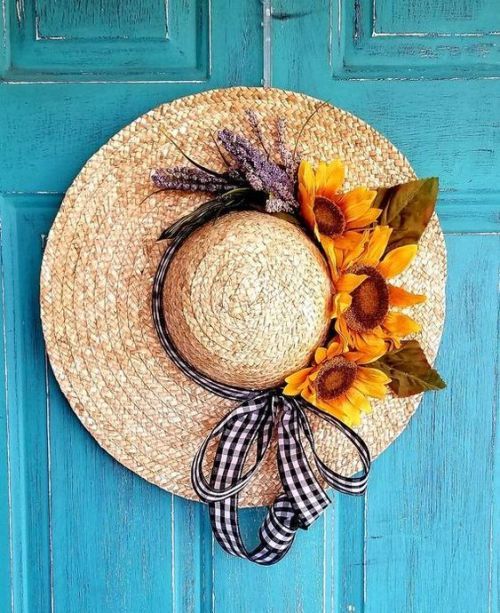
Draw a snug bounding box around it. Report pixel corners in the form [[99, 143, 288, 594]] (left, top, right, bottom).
[[163, 211, 332, 389]]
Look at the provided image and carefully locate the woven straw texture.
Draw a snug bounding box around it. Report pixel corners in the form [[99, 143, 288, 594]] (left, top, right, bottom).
[[40, 87, 446, 507], [164, 210, 332, 389]]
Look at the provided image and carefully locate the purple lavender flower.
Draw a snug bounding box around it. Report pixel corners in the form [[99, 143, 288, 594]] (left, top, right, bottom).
[[246, 110, 269, 157], [151, 167, 238, 194], [265, 197, 295, 214], [151, 117, 302, 215], [218, 129, 297, 207]]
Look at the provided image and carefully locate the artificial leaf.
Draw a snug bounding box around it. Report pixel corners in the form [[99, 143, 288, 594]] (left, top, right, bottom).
[[374, 178, 438, 251], [371, 340, 446, 397]]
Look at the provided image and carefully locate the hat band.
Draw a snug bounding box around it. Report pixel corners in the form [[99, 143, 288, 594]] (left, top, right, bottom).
[[152, 203, 371, 565]]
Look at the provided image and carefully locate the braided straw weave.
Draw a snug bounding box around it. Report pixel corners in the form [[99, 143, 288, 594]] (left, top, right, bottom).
[[40, 87, 446, 507], [164, 210, 332, 389]]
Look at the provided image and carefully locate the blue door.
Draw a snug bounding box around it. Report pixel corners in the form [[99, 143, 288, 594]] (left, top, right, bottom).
[[1, 1, 498, 611]]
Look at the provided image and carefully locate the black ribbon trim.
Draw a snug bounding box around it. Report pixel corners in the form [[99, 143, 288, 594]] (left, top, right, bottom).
[[152, 203, 371, 565]]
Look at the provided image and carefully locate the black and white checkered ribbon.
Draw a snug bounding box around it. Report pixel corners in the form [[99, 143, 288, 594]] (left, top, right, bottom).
[[152, 208, 371, 565]]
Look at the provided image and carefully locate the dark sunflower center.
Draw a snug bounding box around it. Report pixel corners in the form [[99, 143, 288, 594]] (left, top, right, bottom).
[[345, 265, 389, 332], [313, 196, 346, 237], [315, 357, 357, 401]]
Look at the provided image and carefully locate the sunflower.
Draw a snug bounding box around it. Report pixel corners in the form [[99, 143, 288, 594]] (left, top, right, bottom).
[[298, 159, 381, 247], [283, 338, 391, 426], [325, 226, 426, 352]]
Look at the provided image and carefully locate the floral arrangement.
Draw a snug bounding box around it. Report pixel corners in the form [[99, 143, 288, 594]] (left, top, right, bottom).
[[152, 111, 445, 428]]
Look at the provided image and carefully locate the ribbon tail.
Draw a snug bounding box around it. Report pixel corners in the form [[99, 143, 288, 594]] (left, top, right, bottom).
[[192, 392, 306, 565], [297, 399, 371, 496], [277, 397, 331, 528], [191, 392, 274, 502]]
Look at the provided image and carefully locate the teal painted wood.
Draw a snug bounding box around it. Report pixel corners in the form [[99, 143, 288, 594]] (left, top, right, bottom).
[[0, 211, 12, 613], [361, 235, 498, 611], [335, 234, 499, 611], [270, 1, 499, 611], [1, 1, 499, 612]]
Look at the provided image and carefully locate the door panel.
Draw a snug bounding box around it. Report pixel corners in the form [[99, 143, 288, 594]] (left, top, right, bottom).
[[1, 1, 498, 612], [6, 0, 210, 81]]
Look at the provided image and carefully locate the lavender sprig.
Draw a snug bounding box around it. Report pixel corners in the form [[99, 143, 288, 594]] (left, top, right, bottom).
[[152, 118, 303, 214], [151, 167, 240, 194], [265, 197, 295, 214], [246, 110, 270, 158], [217, 128, 297, 209]]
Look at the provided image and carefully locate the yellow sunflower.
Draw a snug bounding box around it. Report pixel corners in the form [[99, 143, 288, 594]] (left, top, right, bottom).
[[283, 338, 391, 426], [298, 159, 380, 246], [325, 226, 426, 352]]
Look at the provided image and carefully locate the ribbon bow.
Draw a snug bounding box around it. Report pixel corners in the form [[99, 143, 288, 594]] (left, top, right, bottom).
[[152, 205, 371, 565], [191, 391, 369, 565]]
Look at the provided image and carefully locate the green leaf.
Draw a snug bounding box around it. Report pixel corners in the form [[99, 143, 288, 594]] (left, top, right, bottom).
[[371, 340, 446, 398], [374, 177, 438, 251]]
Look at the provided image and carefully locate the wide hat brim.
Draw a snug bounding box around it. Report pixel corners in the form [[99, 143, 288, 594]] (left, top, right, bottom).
[[40, 87, 446, 507]]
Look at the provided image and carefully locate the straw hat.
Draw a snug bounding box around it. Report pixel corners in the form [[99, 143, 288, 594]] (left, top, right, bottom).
[[40, 87, 446, 507]]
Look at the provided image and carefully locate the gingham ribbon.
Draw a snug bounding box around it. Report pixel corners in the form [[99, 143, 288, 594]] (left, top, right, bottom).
[[152, 208, 371, 565]]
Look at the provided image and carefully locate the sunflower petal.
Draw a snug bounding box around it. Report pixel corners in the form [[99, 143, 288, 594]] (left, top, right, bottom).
[[345, 330, 387, 355], [316, 159, 345, 196], [298, 181, 314, 205], [336, 273, 368, 293], [285, 367, 313, 386], [357, 366, 391, 386], [377, 244, 418, 279], [345, 387, 372, 415], [320, 235, 338, 274], [388, 284, 426, 307], [317, 394, 358, 426], [358, 366, 391, 384], [332, 230, 365, 251], [361, 225, 393, 266], [338, 396, 362, 426], [326, 338, 345, 357], [331, 292, 352, 318], [346, 207, 381, 230], [283, 382, 302, 395], [347, 343, 388, 364], [314, 347, 327, 363], [309, 370, 320, 382], [298, 159, 315, 190], [329, 231, 366, 271], [299, 198, 316, 230], [335, 316, 356, 346], [301, 386, 317, 405], [353, 377, 388, 399], [340, 231, 369, 269], [283, 367, 314, 395], [339, 187, 377, 217], [383, 311, 421, 336]]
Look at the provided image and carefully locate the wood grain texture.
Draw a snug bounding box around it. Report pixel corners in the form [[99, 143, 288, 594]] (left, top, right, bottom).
[[36, 0, 170, 40], [335, 235, 499, 611], [0, 209, 13, 613], [0, 0, 263, 81], [0, 0, 499, 611], [3, 0, 209, 80], [269, 4, 498, 609]]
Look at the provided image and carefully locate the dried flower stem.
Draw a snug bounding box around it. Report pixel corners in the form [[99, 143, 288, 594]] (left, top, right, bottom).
[[246, 110, 270, 158]]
